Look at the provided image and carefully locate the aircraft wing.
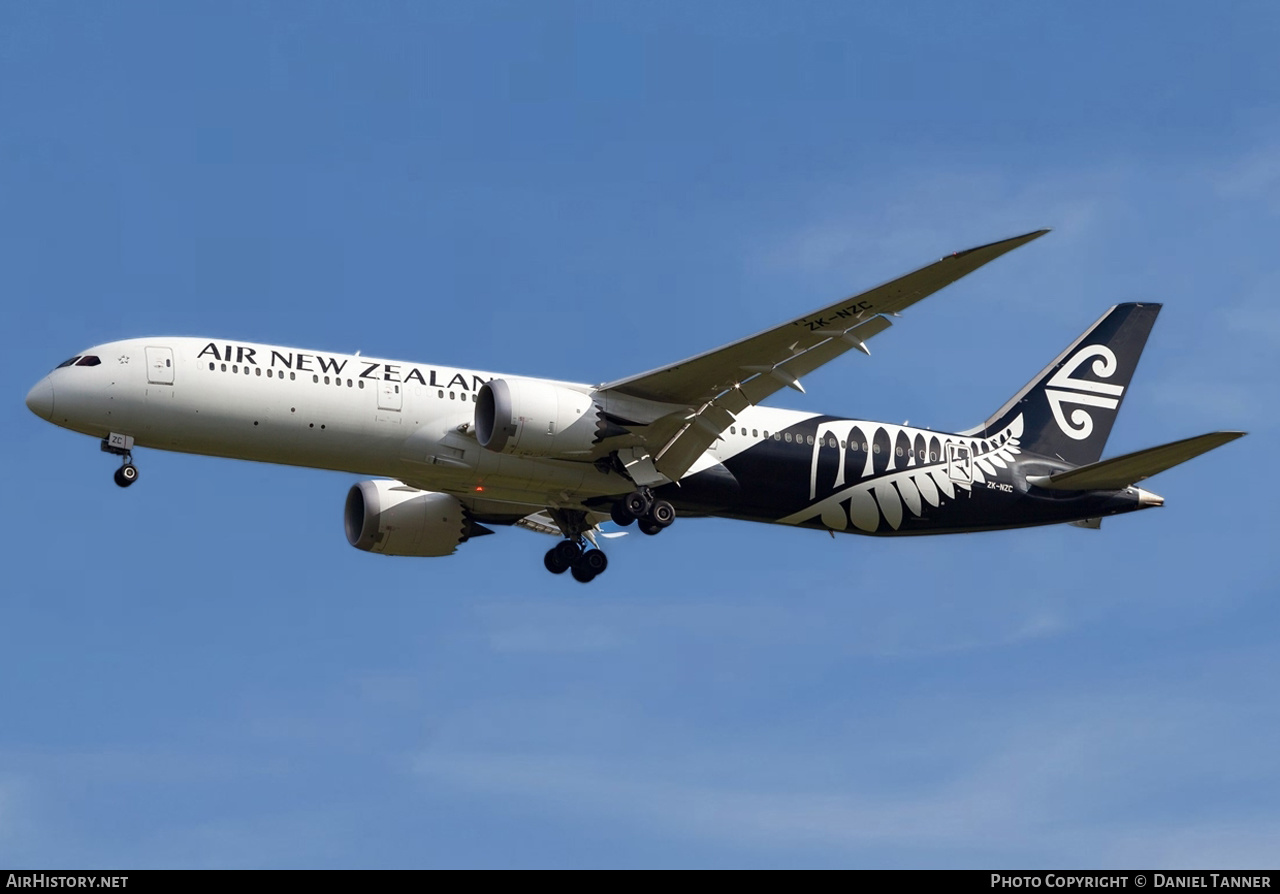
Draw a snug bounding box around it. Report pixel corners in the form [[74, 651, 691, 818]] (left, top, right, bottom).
[[513, 510, 565, 536], [599, 229, 1049, 481]]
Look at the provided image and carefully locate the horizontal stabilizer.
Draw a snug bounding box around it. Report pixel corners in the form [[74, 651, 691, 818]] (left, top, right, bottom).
[[1030, 431, 1245, 491]]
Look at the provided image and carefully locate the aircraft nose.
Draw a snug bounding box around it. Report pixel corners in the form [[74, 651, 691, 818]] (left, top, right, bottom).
[[25, 377, 54, 421]]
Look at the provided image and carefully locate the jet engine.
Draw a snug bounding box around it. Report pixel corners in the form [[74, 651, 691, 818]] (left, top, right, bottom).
[[475, 378, 600, 458], [344, 480, 471, 557]]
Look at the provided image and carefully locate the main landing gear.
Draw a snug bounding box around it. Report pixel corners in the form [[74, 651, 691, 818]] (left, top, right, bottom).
[[101, 434, 139, 488], [543, 539, 609, 583], [542, 508, 610, 584], [609, 488, 675, 537], [538, 491, 677, 584]]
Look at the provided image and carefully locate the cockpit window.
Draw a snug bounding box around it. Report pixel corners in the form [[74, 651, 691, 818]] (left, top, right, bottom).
[[75, 355, 101, 367], [55, 356, 81, 369]]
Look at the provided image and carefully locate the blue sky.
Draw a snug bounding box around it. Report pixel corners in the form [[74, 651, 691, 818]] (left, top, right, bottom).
[[2, 2, 1278, 868]]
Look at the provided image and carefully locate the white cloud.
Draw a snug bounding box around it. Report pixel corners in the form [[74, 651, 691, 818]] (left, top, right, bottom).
[[1214, 146, 1280, 211], [474, 584, 1073, 662], [411, 671, 1280, 867], [752, 167, 1119, 286], [134, 810, 353, 869], [1149, 379, 1262, 427], [486, 621, 622, 654]]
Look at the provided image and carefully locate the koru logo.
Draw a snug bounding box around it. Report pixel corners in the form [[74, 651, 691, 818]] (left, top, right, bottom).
[[1045, 345, 1124, 440]]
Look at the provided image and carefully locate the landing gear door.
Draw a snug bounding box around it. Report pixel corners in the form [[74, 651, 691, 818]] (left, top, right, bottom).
[[145, 346, 174, 384], [378, 380, 402, 411], [947, 442, 972, 483]]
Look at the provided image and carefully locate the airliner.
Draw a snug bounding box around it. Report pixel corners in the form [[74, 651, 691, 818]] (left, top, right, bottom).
[[24, 230, 1244, 582]]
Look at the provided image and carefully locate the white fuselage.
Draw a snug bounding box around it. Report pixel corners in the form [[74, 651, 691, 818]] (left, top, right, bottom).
[[27, 337, 824, 515]]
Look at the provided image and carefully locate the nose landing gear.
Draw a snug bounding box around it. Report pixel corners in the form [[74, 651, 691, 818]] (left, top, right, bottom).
[[101, 433, 139, 488], [113, 462, 139, 488]]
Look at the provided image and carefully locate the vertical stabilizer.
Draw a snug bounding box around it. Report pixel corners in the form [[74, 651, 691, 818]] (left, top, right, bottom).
[[963, 303, 1161, 466]]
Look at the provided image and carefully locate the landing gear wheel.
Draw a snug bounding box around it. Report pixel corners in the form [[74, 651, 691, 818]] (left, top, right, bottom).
[[639, 519, 662, 536], [650, 499, 675, 527], [578, 549, 608, 576], [623, 491, 652, 519], [610, 502, 636, 527], [553, 540, 582, 564], [114, 463, 138, 488], [544, 547, 571, 575], [570, 548, 608, 584]]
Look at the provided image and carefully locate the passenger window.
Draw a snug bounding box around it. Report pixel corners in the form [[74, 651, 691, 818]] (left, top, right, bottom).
[[208, 362, 215, 371], [358, 380, 364, 389], [255, 368, 261, 376]]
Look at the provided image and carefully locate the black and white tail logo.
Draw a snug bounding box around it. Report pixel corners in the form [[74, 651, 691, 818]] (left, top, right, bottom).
[[1045, 345, 1124, 440]]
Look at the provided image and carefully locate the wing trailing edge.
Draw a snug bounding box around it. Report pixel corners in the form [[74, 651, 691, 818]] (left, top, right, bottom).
[[598, 229, 1049, 482], [1029, 431, 1245, 492]]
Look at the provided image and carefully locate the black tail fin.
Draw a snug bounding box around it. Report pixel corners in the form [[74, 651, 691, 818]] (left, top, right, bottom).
[[964, 303, 1161, 466]]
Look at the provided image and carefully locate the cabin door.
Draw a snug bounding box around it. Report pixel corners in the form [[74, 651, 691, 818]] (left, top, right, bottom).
[[378, 380, 402, 411], [145, 347, 174, 384], [947, 442, 972, 483]]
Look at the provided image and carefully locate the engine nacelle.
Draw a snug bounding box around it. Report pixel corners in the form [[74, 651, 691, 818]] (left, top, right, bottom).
[[475, 378, 600, 458], [344, 480, 469, 557]]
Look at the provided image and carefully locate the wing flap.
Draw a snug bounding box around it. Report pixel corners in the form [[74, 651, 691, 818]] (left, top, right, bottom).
[[1030, 431, 1245, 491], [649, 317, 896, 479], [515, 509, 614, 537]]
